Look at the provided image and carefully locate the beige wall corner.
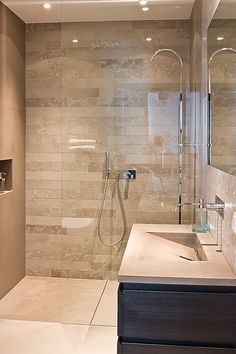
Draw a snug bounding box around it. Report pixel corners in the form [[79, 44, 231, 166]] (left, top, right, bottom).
[[0, 1, 25, 299]]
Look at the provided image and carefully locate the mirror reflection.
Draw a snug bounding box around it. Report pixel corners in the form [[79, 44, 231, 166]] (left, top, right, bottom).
[[207, 0, 236, 175]]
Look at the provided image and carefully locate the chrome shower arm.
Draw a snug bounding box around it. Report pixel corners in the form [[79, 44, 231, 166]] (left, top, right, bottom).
[[208, 47, 236, 94], [150, 48, 183, 93], [150, 48, 184, 224]]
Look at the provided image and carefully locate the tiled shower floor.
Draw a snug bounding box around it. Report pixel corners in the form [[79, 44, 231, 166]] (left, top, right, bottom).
[[0, 276, 118, 354]]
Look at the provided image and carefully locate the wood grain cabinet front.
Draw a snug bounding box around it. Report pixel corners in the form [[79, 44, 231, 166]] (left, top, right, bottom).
[[118, 341, 236, 354], [118, 283, 236, 353]]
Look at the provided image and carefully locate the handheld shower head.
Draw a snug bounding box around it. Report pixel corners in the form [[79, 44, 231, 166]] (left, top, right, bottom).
[[105, 151, 111, 178]]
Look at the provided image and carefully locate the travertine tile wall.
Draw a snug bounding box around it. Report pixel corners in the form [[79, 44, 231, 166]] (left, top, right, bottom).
[[191, 0, 236, 273], [26, 20, 192, 279]]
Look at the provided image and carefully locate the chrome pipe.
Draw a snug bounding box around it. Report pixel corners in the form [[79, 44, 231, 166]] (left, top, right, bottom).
[[150, 48, 184, 224], [208, 48, 236, 94], [208, 48, 236, 164], [105, 151, 111, 178]]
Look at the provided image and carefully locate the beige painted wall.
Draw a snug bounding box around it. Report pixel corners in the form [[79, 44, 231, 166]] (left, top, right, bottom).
[[191, 0, 236, 273], [0, 1, 25, 298]]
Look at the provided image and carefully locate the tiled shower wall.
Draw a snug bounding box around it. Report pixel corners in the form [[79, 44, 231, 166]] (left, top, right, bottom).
[[26, 20, 192, 279]]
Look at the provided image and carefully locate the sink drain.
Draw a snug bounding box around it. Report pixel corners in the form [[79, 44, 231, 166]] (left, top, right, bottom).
[[179, 255, 195, 261]]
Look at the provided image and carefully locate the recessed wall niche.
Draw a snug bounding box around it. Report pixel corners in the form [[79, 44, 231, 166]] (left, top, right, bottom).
[[0, 159, 13, 194]]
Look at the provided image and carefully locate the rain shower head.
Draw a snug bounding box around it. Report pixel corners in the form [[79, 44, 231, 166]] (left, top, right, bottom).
[[148, 47, 184, 224], [149, 48, 183, 94], [150, 48, 183, 67], [208, 47, 236, 94]]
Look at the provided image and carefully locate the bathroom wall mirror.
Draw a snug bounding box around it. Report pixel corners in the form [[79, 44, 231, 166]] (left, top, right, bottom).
[[207, 0, 236, 175]]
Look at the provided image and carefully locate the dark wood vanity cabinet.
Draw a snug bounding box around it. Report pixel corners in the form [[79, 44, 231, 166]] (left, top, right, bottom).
[[117, 283, 236, 354], [117, 342, 236, 354]]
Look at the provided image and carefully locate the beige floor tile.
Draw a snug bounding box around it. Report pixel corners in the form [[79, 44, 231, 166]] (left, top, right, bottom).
[[0, 276, 106, 325], [0, 319, 74, 354], [62, 324, 89, 354], [91, 281, 118, 326], [80, 326, 117, 354]]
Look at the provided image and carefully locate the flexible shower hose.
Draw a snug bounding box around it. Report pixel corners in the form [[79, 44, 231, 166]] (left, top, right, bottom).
[[97, 174, 127, 247]]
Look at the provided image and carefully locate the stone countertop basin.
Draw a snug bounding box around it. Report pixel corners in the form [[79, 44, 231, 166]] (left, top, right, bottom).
[[118, 224, 236, 286]]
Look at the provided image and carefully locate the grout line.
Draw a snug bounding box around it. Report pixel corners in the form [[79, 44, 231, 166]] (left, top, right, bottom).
[[90, 280, 108, 325], [90, 324, 117, 328]]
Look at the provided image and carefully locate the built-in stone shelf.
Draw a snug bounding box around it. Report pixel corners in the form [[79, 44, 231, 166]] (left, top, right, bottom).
[[0, 190, 13, 196]]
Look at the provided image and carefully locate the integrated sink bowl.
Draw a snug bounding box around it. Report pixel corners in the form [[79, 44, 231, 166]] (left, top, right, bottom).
[[143, 232, 207, 262]]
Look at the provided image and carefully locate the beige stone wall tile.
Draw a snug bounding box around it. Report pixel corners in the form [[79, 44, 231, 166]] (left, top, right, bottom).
[[26, 216, 62, 226], [26, 171, 61, 181], [26, 20, 192, 279]]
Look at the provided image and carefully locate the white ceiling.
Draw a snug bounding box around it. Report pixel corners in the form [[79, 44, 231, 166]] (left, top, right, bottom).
[[2, 0, 195, 23]]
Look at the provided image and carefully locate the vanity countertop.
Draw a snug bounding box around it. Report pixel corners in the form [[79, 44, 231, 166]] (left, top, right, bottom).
[[118, 224, 236, 286]]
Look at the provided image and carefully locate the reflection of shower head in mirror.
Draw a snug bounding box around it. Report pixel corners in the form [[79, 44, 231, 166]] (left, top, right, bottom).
[[208, 47, 236, 65], [208, 47, 236, 93], [207, 47, 236, 167]]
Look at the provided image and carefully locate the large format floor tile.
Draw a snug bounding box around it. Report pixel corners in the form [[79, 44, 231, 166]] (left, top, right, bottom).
[[80, 326, 117, 354], [0, 319, 74, 354], [62, 324, 89, 353], [0, 276, 106, 324], [92, 281, 118, 326]]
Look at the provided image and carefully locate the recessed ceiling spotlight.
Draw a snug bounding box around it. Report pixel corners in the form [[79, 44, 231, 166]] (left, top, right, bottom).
[[146, 37, 152, 42], [139, 0, 148, 5], [142, 6, 149, 11], [43, 3, 51, 10], [72, 39, 79, 43], [217, 36, 224, 41]]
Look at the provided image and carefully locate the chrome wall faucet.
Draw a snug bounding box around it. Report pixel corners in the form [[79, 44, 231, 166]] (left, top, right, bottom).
[[174, 198, 225, 234], [174, 200, 225, 212]]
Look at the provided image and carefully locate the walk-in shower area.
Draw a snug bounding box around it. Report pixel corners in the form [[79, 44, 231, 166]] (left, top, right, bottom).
[[0, 276, 118, 354], [26, 20, 193, 280], [0, 0, 198, 352], [2, 0, 236, 353]]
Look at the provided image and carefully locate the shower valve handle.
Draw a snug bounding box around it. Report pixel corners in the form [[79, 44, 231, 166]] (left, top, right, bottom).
[[119, 170, 136, 180]]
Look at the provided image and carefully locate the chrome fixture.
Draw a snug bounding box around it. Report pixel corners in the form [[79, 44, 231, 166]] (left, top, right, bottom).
[[174, 200, 225, 212], [150, 49, 183, 90], [208, 48, 236, 89], [118, 169, 136, 180], [208, 48, 236, 164], [105, 151, 111, 178], [0, 172, 6, 193], [150, 48, 183, 224], [174, 198, 224, 235], [98, 152, 136, 247]]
